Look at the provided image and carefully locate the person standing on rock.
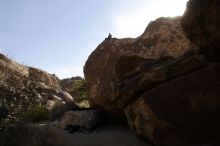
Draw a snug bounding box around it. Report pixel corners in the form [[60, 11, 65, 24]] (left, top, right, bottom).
[[108, 33, 112, 39], [105, 33, 112, 41]]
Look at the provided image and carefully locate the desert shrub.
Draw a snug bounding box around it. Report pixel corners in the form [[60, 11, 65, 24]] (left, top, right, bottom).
[[70, 79, 89, 103], [25, 104, 50, 122], [0, 78, 49, 126], [77, 100, 90, 108], [0, 85, 33, 125], [0, 63, 36, 125], [0, 64, 53, 126], [50, 102, 66, 121]]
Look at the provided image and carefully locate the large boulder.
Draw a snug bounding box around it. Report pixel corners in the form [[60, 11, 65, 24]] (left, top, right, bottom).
[[114, 52, 205, 108], [181, 0, 220, 61], [84, 17, 197, 110], [56, 90, 74, 102], [28, 67, 59, 88], [84, 1, 220, 145], [57, 110, 101, 130], [125, 64, 220, 146]]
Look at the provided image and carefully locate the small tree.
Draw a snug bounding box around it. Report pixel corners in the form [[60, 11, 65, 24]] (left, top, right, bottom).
[[70, 79, 88, 103]]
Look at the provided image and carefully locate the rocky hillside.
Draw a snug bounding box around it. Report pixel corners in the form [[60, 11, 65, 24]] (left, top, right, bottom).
[[84, 0, 220, 145], [0, 54, 79, 125], [59, 76, 83, 92], [0, 53, 59, 88]]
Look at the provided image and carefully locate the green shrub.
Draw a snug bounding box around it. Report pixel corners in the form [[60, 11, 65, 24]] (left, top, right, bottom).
[[25, 104, 50, 122], [70, 79, 88, 103], [77, 100, 90, 108], [50, 102, 66, 121]]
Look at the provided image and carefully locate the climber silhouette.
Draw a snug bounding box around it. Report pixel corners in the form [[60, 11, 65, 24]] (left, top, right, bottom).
[[108, 33, 112, 39]]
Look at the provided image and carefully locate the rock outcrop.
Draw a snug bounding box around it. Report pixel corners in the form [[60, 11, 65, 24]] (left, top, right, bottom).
[[125, 64, 220, 145], [29, 67, 59, 88], [84, 1, 220, 145], [0, 54, 29, 76], [59, 76, 83, 92], [181, 0, 220, 61], [84, 17, 197, 110], [114, 53, 205, 108], [0, 53, 59, 88], [0, 53, 79, 123], [57, 109, 101, 130]]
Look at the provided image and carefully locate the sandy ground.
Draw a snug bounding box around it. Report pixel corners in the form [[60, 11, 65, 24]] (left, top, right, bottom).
[[52, 124, 151, 146]]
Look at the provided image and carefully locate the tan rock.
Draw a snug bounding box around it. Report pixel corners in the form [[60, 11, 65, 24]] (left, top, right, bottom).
[[84, 17, 197, 110], [29, 67, 59, 88], [58, 110, 100, 129]]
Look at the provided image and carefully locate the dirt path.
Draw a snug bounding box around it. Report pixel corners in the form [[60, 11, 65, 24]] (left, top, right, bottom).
[[52, 124, 151, 146]]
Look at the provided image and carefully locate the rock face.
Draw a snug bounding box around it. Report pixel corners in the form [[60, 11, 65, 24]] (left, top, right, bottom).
[[125, 64, 220, 145], [84, 3, 220, 145], [29, 67, 59, 88], [181, 0, 220, 61], [114, 53, 205, 108], [84, 17, 197, 110]]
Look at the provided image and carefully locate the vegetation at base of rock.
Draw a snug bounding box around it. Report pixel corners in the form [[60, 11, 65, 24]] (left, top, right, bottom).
[[0, 79, 42, 125], [25, 104, 50, 122], [76, 100, 90, 108], [50, 102, 66, 121], [69, 78, 90, 107]]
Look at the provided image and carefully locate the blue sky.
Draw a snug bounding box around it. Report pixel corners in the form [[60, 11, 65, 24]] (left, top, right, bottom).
[[0, 0, 188, 78]]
